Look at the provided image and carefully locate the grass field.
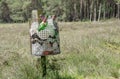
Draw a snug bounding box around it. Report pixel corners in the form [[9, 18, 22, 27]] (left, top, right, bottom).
[[0, 20, 120, 79]]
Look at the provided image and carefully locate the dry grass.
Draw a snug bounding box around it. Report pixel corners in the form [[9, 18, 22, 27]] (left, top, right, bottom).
[[0, 20, 120, 79]]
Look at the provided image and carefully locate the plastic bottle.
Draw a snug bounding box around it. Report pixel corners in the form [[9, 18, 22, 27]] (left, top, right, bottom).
[[38, 17, 48, 31]]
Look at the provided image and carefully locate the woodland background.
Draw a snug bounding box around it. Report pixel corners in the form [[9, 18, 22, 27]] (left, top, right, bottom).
[[0, 0, 120, 79], [0, 0, 120, 23]]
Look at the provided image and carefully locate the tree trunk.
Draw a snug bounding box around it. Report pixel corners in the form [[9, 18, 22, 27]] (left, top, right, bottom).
[[118, 4, 120, 19], [80, 0, 83, 21], [73, 3, 77, 21], [87, 0, 90, 20], [90, 0, 93, 21], [98, 3, 102, 21], [1, 1, 12, 22], [94, 3, 97, 21], [31, 0, 42, 10], [103, 3, 106, 20], [84, 0, 87, 20]]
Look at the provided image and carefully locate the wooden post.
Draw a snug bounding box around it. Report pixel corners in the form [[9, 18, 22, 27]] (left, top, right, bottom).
[[31, 9, 47, 78], [41, 56, 47, 77], [37, 56, 47, 78]]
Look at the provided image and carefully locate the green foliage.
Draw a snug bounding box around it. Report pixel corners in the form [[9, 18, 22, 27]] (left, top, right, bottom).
[[0, 0, 31, 22], [0, 0, 120, 22]]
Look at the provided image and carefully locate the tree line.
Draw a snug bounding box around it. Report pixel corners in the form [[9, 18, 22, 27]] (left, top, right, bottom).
[[0, 0, 120, 23]]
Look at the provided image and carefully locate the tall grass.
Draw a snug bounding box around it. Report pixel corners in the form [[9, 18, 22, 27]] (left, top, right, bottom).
[[0, 20, 120, 79]]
